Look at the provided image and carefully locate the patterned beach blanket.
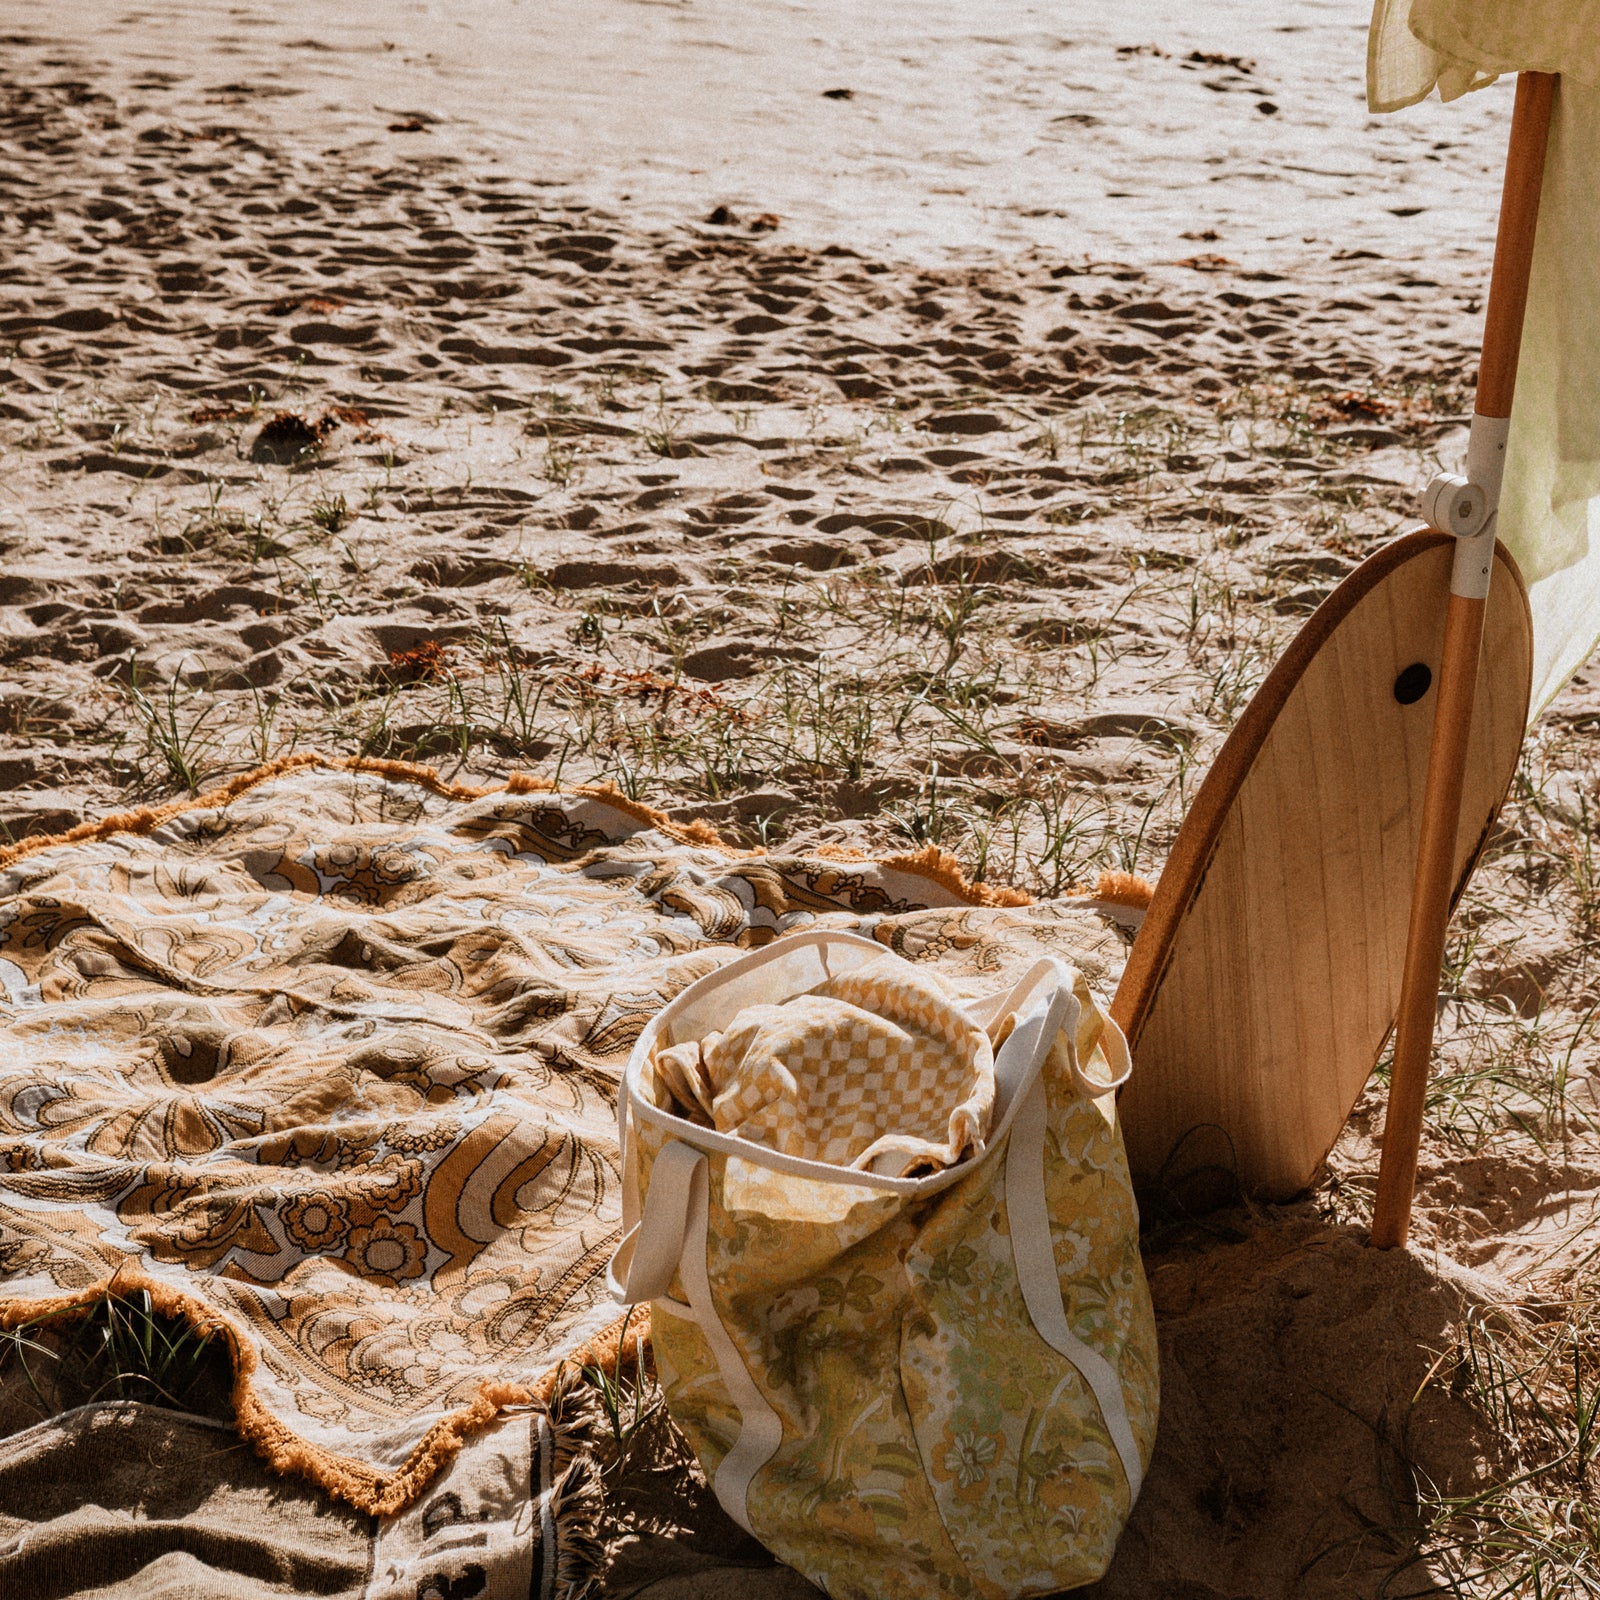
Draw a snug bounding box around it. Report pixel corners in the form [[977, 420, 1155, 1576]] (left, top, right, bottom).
[[0, 755, 1127, 1524]]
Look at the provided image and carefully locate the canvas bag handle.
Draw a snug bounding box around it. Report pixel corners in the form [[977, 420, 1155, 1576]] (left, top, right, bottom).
[[608, 938, 1143, 1518], [976, 957, 1132, 1105], [605, 1137, 784, 1532], [608, 941, 1090, 1308], [617, 942, 1126, 1204], [607, 1138, 700, 1310], [609, 945, 1122, 1301]]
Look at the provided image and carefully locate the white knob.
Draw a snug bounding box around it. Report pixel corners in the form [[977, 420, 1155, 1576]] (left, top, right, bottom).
[[1422, 473, 1490, 538]]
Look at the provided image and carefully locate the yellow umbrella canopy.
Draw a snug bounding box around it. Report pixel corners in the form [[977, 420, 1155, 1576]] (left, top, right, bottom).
[[1370, 0, 1600, 111], [1371, 1, 1600, 713], [1357, 3, 1600, 1244]]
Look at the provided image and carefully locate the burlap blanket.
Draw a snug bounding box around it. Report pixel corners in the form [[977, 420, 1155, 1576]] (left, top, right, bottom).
[[0, 754, 1127, 1549]]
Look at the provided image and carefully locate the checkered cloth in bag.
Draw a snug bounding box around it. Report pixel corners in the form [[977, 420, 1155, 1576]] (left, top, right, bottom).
[[651, 954, 994, 1176]]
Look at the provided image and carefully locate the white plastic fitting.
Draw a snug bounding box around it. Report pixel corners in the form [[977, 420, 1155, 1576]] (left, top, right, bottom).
[[1421, 472, 1490, 539], [1420, 413, 1511, 601]]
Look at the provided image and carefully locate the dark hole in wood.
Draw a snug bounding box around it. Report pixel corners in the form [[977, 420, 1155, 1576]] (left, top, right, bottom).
[[1394, 662, 1432, 705]]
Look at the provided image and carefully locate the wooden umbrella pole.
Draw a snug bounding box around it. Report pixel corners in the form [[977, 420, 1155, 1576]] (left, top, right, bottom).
[[1371, 70, 1556, 1249]]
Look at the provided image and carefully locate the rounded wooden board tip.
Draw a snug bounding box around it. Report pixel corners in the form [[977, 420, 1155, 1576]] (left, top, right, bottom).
[[1114, 533, 1532, 1208]]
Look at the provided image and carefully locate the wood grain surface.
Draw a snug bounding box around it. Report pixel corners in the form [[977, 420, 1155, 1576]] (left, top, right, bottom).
[[1113, 532, 1533, 1202]]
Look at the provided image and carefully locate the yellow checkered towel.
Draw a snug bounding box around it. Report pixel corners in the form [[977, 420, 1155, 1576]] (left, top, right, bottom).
[[652, 954, 994, 1175]]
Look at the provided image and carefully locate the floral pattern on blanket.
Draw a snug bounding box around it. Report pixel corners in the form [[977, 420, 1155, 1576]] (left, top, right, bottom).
[[0, 760, 1121, 1505]]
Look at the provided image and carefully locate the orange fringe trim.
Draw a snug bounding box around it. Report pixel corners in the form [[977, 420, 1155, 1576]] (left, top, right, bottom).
[[0, 1263, 647, 1517], [1088, 870, 1155, 911], [879, 843, 1031, 908], [0, 750, 1028, 908]]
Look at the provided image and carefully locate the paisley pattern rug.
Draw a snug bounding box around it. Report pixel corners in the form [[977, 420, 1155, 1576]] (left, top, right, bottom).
[[0, 755, 1126, 1513]]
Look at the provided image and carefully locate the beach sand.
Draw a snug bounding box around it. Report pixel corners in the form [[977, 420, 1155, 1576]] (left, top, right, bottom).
[[2, 2, 1597, 1593]]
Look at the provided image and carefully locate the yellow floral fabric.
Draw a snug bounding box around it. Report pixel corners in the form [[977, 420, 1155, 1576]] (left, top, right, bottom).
[[640, 965, 1158, 1600], [0, 758, 1123, 1507]]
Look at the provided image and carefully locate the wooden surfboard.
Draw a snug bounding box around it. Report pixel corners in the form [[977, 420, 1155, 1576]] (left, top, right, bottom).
[[1113, 531, 1533, 1204]]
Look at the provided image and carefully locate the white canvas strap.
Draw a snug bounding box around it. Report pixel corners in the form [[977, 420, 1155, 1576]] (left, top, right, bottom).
[[1006, 1073, 1144, 1504], [606, 1138, 699, 1314], [611, 938, 1142, 1528], [1088, 1009, 1134, 1096], [604, 1140, 782, 1533], [623, 955, 1100, 1199]]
